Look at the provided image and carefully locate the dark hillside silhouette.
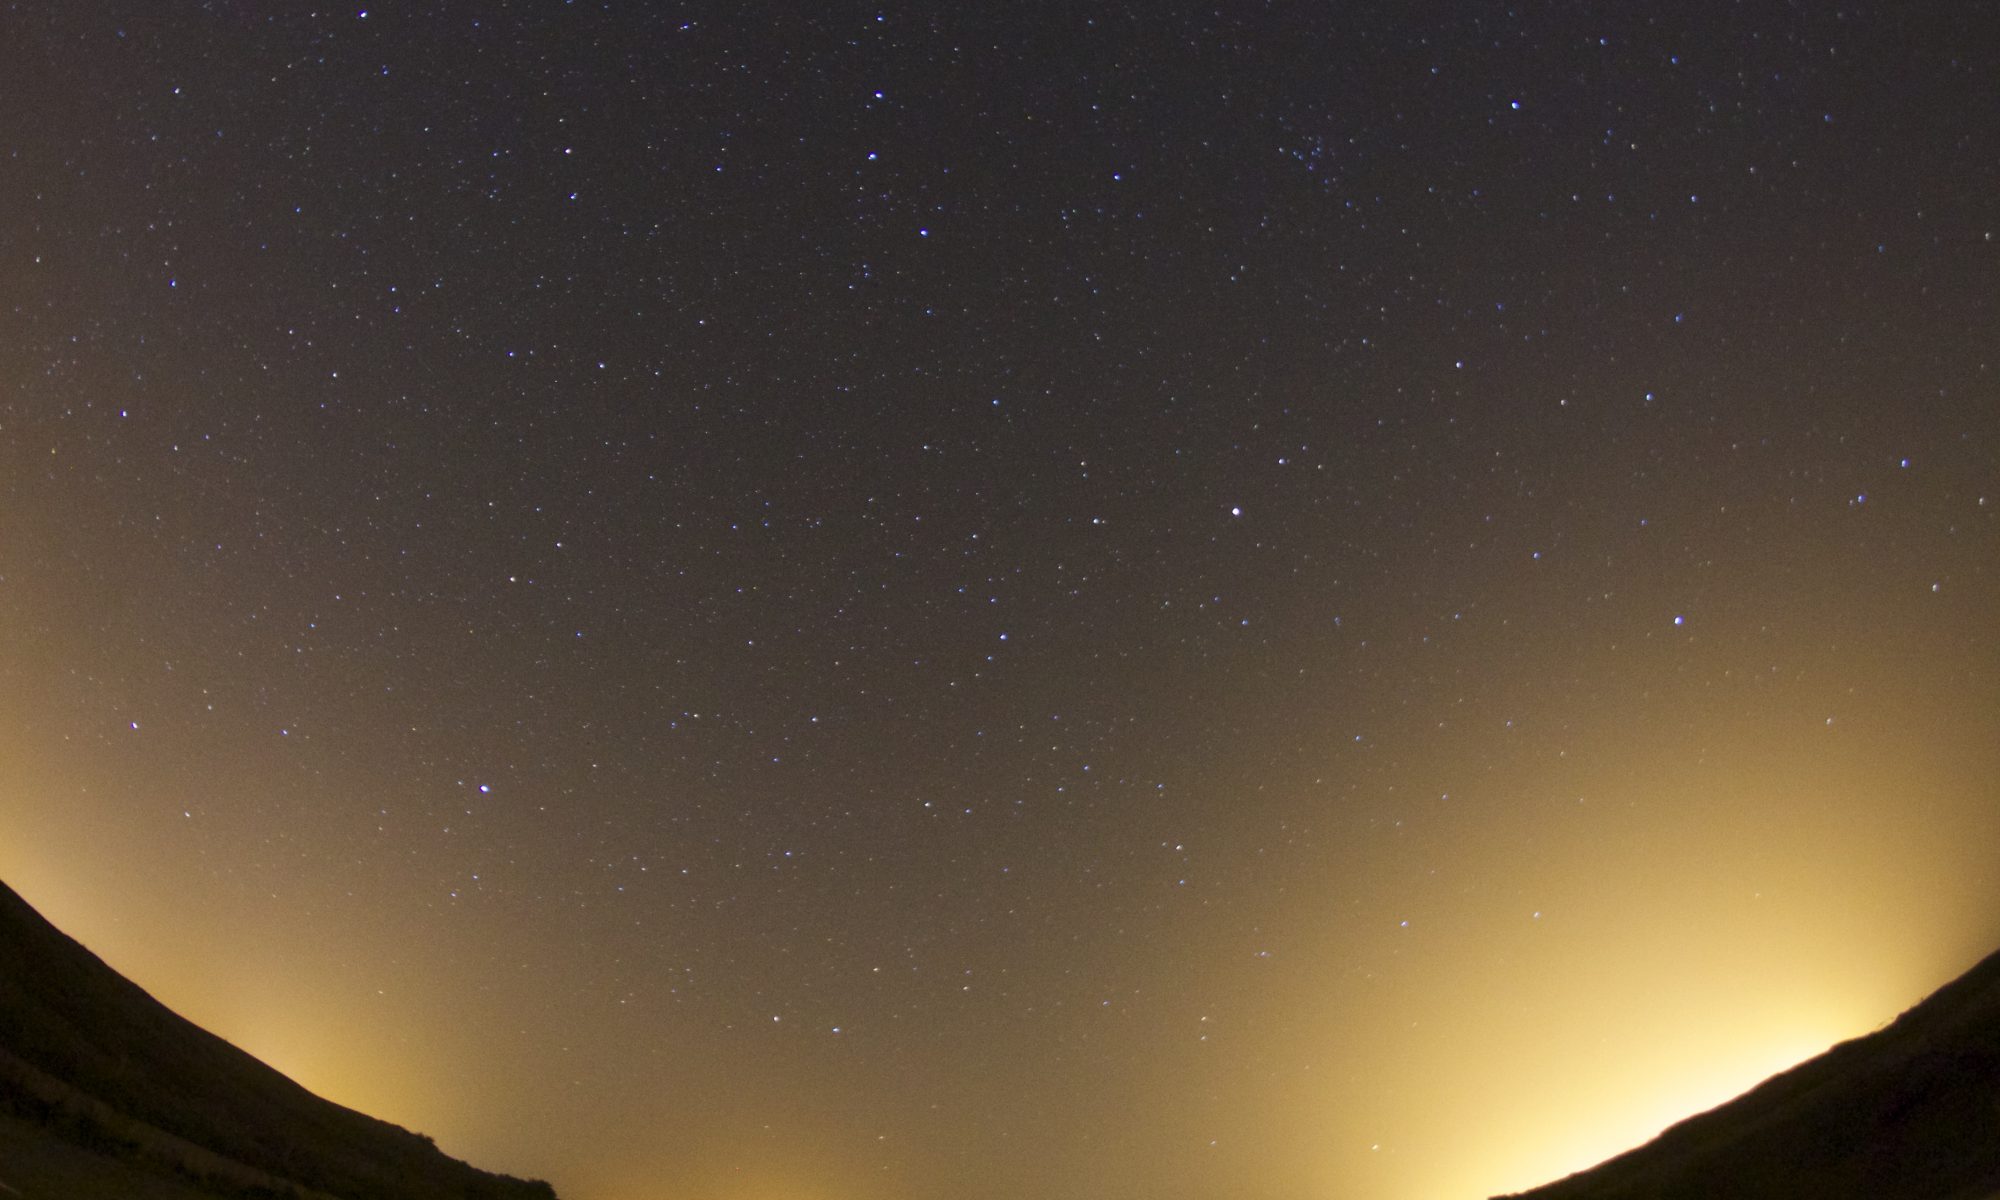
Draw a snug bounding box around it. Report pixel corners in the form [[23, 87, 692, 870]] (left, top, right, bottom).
[[1499, 944, 2000, 1200], [0, 878, 556, 1200]]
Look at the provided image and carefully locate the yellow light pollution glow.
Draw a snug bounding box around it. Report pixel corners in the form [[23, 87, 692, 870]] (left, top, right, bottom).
[[6, 635, 1997, 1200], [3, 5, 1998, 1198]]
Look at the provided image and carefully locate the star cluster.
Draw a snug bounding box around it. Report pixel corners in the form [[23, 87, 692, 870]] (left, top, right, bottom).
[[2, 6, 1997, 1199]]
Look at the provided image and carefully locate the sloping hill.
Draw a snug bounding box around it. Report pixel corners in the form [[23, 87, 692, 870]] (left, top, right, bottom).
[[1497, 944, 2000, 1200], [0, 878, 556, 1200]]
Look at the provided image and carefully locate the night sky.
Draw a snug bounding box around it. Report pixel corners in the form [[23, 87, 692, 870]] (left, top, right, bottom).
[[3, 4, 1999, 1199]]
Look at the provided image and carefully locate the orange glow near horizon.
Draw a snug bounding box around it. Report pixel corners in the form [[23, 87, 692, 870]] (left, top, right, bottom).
[[7, 584, 2000, 1200], [3, 9, 1998, 1197], [1467, 1021, 1862, 1199], [7, 731, 1993, 1200], [6, 613, 2000, 1200]]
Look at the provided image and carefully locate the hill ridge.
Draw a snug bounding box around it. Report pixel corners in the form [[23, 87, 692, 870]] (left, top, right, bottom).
[[1497, 943, 2000, 1200], [0, 878, 556, 1200]]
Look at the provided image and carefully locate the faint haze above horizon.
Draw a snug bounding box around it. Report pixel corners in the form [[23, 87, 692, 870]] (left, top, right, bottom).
[[2, 4, 1997, 1199]]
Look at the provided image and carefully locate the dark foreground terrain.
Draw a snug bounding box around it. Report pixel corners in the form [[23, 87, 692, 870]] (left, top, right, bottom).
[[0, 878, 556, 1200], [1499, 943, 2000, 1200]]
